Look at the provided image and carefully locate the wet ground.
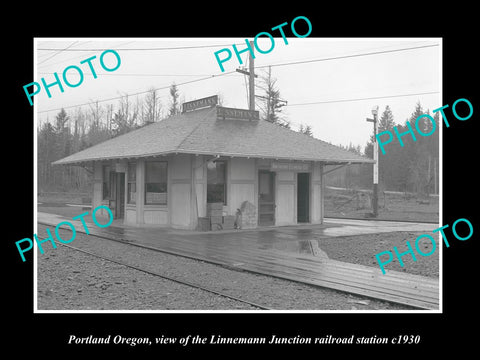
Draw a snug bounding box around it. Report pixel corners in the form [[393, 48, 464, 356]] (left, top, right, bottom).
[[37, 203, 437, 259], [36, 205, 440, 310]]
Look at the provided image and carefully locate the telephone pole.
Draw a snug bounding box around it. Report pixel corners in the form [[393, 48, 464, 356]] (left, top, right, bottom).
[[236, 40, 257, 111], [248, 42, 255, 111]]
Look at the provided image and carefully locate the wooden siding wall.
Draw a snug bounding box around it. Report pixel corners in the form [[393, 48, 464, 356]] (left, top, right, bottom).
[[228, 158, 256, 217], [93, 156, 325, 228]]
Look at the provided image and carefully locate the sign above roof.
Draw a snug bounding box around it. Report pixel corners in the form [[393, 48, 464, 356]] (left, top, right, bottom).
[[217, 106, 260, 121], [182, 95, 218, 113]]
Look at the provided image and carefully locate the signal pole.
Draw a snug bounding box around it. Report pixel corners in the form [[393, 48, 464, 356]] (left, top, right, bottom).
[[367, 106, 379, 217]]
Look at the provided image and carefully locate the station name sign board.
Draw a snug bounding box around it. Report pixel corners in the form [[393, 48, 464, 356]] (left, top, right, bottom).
[[182, 95, 218, 113], [271, 162, 310, 171], [217, 106, 260, 121]]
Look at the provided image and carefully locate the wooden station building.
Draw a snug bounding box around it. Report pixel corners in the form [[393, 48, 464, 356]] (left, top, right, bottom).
[[53, 95, 372, 230]]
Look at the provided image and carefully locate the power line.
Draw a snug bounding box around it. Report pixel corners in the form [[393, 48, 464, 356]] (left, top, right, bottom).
[[37, 40, 138, 68], [256, 44, 439, 69], [38, 41, 79, 65], [286, 91, 440, 107], [35, 43, 243, 69], [39, 89, 439, 116], [38, 71, 237, 114], [38, 72, 242, 77], [37, 43, 243, 52], [37, 44, 439, 114]]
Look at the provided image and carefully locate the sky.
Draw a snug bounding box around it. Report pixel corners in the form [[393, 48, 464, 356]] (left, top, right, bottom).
[[34, 37, 441, 150]]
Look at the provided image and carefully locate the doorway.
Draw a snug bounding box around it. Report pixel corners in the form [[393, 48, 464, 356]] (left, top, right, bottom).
[[109, 172, 125, 219], [258, 170, 275, 226], [297, 172, 310, 223]]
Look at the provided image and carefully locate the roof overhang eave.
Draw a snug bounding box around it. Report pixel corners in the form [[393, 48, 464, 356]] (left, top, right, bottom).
[[51, 149, 374, 166]]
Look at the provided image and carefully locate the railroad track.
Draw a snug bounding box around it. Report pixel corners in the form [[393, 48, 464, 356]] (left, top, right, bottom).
[[54, 240, 273, 311]]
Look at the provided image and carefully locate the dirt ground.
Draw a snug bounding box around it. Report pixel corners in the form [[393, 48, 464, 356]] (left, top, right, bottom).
[[317, 231, 439, 278], [324, 188, 439, 223]]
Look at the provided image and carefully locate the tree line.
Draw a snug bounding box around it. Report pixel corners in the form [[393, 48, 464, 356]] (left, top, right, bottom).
[[37, 85, 182, 193], [326, 103, 439, 195], [258, 67, 439, 195]]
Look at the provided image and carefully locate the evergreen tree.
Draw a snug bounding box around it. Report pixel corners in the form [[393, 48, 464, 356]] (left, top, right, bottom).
[[256, 66, 289, 128], [406, 102, 428, 194], [298, 124, 313, 136], [54, 108, 69, 132], [377, 105, 396, 191], [378, 105, 395, 132], [168, 83, 180, 117]]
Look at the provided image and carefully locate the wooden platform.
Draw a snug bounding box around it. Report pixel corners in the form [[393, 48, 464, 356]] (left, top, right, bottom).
[[37, 212, 440, 310]]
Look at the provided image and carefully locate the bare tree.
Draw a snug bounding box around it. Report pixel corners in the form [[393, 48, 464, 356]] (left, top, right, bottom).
[[110, 94, 140, 137], [88, 100, 104, 129], [143, 87, 162, 124], [87, 101, 109, 146]]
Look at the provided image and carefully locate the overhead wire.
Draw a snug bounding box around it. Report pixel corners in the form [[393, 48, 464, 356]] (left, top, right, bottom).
[[38, 71, 238, 114], [38, 72, 243, 78], [37, 43, 244, 52], [256, 44, 439, 69], [37, 41, 79, 65], [37, 40, 141, 68], [37, 43, 439, 114], [286, 91, 440, 107]]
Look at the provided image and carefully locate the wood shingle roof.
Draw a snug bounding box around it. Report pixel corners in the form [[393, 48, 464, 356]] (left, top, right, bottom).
[[53, 106, 373, 165]]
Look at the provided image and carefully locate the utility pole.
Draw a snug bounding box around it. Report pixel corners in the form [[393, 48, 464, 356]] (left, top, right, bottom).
[[248, 41, 255, 111], [236, 40, 257, 111], [367, 106, 379, 217]]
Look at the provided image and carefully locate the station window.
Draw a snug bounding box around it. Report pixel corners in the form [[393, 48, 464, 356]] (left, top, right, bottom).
[[102, 165, 111, 200], [127, 163, 136, 204], [145, 161, 168, 205], [207, 160, 227, 204]]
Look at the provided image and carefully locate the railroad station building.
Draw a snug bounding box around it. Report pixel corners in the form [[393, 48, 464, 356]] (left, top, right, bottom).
[[53, 95, 372, 230]]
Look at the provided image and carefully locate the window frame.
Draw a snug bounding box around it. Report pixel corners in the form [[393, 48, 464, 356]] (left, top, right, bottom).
[[127, 162, 136, 204], [144, 161, 168, 205], [207, 160, 227, 205], [102, 165, 111, 200]]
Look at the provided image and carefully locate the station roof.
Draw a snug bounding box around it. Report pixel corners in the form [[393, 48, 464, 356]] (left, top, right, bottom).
[[53, 105, 373, 165]]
